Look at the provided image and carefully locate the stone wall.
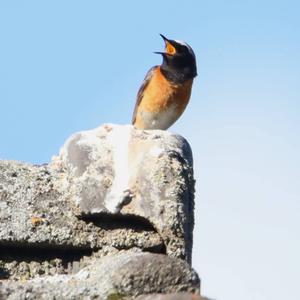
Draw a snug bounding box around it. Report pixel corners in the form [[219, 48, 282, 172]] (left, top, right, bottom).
[[0, 124, 203, 300]]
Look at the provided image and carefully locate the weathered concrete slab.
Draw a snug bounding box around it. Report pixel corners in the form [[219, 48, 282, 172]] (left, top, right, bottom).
[[0, 124, 199, 299], [52, 124, 195, 262], [0, 161, 162, 252], [0, 160, 163, 280]]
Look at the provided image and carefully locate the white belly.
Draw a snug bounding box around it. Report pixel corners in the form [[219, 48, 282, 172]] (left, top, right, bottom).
[[140, 104, 180, 130]]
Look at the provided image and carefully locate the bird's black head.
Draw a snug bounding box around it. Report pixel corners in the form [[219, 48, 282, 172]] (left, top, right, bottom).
[[155, 34, 197, 84]]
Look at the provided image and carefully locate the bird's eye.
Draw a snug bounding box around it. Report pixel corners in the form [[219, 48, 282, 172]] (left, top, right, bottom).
[[165, 42, 176, 55]]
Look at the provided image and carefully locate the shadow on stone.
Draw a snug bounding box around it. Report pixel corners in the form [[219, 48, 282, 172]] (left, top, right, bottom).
[[81, 213, 167, 254], [0, 242, 93, 280], [81, 213, 157, 232]]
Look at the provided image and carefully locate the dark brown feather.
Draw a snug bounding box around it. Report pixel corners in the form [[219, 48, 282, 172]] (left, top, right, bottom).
[[131, 66, 157, 124]]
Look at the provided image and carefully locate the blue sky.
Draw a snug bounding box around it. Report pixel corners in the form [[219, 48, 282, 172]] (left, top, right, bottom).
[[1, 1, 299, 299]]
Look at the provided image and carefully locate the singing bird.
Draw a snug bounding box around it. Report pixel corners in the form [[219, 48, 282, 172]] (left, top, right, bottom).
[[132, 34, 197, 130]]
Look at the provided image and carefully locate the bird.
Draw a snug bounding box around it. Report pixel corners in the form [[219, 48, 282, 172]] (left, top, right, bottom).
[[132, 34, 197, 130]]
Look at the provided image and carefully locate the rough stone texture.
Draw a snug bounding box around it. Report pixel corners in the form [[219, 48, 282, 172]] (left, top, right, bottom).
[[0, 252, 200, 300], [52, 124, 195, 263], [0, 160, 164, 280], [0, 124, 200, 299]]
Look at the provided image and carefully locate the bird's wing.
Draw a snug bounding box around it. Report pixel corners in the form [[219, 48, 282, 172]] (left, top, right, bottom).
[[131, 66, 157, 125]]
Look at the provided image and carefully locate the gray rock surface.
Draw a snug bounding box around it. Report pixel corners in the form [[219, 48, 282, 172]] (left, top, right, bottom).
[[0, 160, 163, 280], [0, 124, 200, 299], [0, 252, 200, 300], [52, 124, 195, 263]]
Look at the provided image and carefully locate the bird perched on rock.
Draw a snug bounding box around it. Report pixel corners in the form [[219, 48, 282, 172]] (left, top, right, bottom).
[[132, 34, 197, 130]]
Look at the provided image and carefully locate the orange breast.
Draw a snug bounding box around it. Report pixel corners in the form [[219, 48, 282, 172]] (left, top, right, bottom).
[[135, 67, 193, 129]]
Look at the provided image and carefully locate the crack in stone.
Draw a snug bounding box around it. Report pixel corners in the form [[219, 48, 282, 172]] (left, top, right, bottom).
[[0, 214, 166, 280]]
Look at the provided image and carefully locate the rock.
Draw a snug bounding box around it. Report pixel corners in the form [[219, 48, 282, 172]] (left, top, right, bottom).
[[0, 160, 163, 280], [0, 252, 200, 300], [0, 124, 200, 299], [52, 124, 195, 262]]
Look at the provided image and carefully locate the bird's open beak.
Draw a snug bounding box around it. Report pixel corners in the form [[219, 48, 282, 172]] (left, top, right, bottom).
[[159, 34, 170, 43], [154, 34, 177, 56]]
